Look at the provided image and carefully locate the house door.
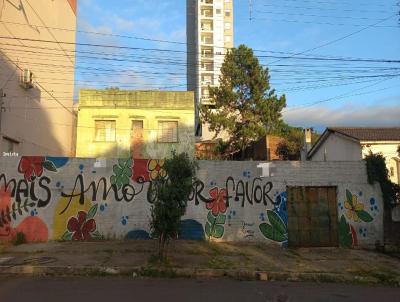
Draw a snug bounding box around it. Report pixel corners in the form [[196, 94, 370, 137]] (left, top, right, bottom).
[[131, 120, 144, 158], [287, 186, 338, 247]]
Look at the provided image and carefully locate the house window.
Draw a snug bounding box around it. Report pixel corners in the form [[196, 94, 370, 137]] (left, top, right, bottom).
[[158, 121, 178, 143], [95, 120, 116, 142], [225, 10, 231, 17], [390, 167, 395, 177], [216, 9, 221, 14]]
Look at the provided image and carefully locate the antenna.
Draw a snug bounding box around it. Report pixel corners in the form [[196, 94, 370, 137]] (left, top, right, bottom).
[[249, 0, 253, 21]]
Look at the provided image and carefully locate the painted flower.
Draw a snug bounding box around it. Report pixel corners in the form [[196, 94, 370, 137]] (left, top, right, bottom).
[[148, 159, 167, 180], [344, 194, 364, 222], [207, 187, 227, 216], [67, 211, 96, 241], [18, 156, 45, 181]]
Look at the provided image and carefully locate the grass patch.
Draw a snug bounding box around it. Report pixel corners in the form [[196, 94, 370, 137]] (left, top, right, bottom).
[[207, 256, 233, 269], [12, 232, 26, 246]]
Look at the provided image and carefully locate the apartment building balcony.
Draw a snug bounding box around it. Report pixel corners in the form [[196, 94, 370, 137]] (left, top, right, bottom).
[[200, 0, 213, 7], [201, 34, 214, 45], [201, 9, 213, 19], [201, 79, 214, 86], [201, 96, 215, 106], [201, 22, 213, 32], [201, 52, 214, 60], [201, 65, 214, 73]]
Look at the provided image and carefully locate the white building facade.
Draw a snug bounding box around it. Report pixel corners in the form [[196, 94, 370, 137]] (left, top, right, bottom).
[[187, 0, 234, 137]]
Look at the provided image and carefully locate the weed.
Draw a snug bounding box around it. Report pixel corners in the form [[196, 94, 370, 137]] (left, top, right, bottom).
[[12, 232, 26, 246]]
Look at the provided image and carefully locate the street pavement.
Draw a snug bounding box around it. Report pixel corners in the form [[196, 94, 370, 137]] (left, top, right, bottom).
[[0, 277, 399, 302]]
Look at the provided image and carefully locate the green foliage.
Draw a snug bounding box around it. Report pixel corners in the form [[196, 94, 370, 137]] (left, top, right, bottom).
[[201, 44, 286, 159], [12, 232, 26, 246], [364, 152, 400, 207], [273, 123, 320, 160], [150, 152, 197, 260]]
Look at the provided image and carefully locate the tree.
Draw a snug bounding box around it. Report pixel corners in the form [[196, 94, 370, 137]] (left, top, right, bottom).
[[201, 44, 286, 159], [150, 152, 197, 260], [364, 152, 400, 206]]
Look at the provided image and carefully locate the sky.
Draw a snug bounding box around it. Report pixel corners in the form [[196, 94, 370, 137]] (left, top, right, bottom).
[[75, 0, 400, 131]]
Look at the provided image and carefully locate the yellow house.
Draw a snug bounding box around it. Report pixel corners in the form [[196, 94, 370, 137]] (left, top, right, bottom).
[[76, 89, 195, 159]]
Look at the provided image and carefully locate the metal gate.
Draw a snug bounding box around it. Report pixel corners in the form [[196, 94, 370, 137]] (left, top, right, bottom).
[[287, 186, 338, 247]]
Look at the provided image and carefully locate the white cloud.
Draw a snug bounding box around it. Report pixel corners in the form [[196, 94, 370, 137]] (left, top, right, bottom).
[[283, 102, 400, 131]]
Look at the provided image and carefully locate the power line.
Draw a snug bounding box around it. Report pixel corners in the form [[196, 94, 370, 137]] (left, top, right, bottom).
[[283, 75, 400, 111], [266, 13, 398, 65], [1, 38, 399, 64]]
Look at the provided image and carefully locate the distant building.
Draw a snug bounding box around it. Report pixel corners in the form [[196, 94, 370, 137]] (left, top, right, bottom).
[[76, 90, 195, 159], [0, 0, 77, 156], [187, 0, 234, 137], [195, 135, 285, 160], [308, 127, 400, 184]]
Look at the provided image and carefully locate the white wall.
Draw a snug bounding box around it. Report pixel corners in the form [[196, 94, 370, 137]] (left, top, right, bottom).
[[0, 158, 383, 248], [311, 133, 362, 161], [0, 0, 76, 156]]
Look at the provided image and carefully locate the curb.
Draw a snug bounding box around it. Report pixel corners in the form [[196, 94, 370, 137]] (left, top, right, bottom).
[[1, 265, 396, 286]]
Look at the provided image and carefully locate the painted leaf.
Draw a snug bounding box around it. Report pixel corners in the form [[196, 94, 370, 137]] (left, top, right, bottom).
[[11, 203, 16, 220], [111, 158, 133, 189], [338, 215, 352, 248], [205, 222, 212, 237], [91, 231, 103, 240], [86, 204, 98, 220], [207, 211, 216, 225], [267, 210, 287, 235], [356, 210, 373, 223], [212, 225, 224, 239], [259, 223, 287, 242], [346, 190, 353, 206], [42, 160, 57, 172], [215, 214, 226, 224], [62, 231, 73, 241]]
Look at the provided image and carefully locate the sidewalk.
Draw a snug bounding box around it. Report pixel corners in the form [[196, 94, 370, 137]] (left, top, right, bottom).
[[1, 241, 400, 286]]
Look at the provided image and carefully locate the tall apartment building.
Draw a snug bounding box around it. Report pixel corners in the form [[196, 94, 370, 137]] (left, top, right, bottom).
[[187, 0, 234, 138], [0, 0, 77, 156]]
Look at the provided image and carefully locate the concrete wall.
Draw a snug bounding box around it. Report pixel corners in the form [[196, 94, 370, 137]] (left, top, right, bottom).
[[76, 90, 195, 159], [0, 0, 77, 156], [311, 133, 362, 161], [0, 157, 383, 248]]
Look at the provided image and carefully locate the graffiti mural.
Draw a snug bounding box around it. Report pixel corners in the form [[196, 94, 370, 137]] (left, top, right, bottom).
[[0, 187, 48, 242], [204, 187, 228, 239], [61, 204, 102, 241], [259, 192, 288, 246], [0, 157, 384, 246], [338, 190, 375, 247]]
